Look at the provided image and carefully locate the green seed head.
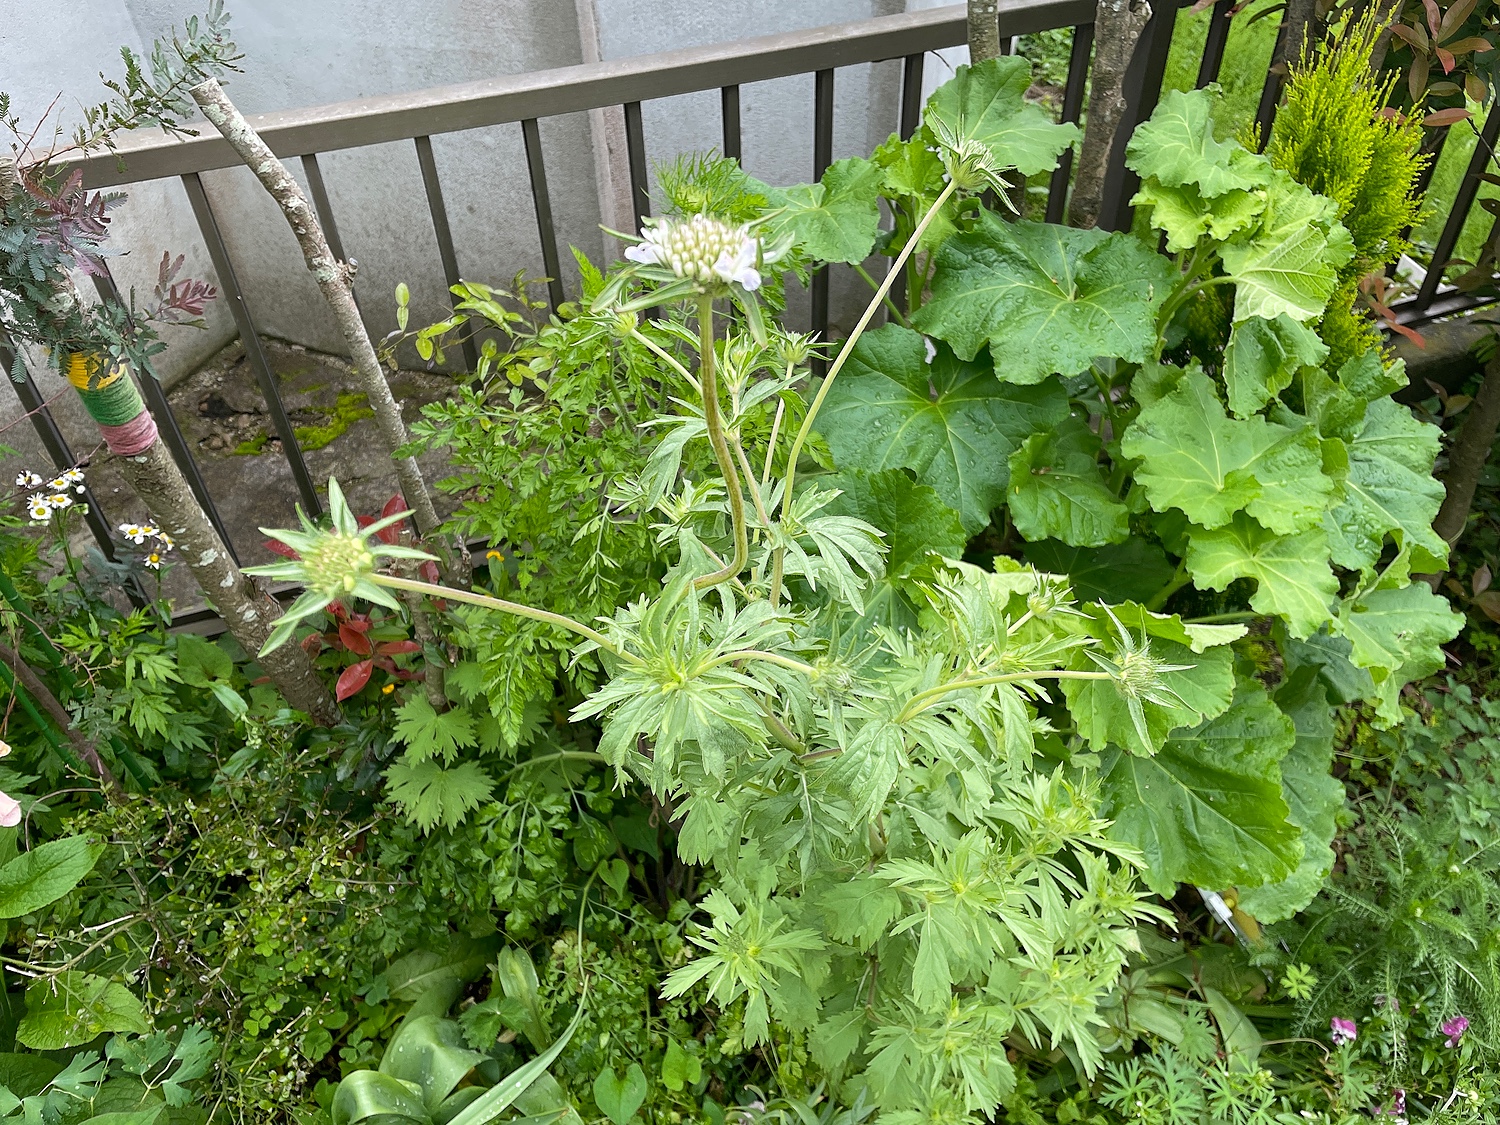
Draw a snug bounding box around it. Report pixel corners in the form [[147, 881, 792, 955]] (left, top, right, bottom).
[[306, 531, 377, 599]]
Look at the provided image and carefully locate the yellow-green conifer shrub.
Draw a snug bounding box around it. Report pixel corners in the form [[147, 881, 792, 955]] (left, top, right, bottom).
[[1266, 16, 1428, 367]]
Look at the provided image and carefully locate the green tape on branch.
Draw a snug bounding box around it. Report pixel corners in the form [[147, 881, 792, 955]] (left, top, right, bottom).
[[75, 368, 147, 428]]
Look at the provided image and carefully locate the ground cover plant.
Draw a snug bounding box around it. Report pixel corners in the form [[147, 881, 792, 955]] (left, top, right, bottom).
[[1, 5, 1499, 1124]]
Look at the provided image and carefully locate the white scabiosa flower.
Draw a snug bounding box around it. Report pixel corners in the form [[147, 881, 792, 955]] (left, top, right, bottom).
[[624, 214, 764, 291]]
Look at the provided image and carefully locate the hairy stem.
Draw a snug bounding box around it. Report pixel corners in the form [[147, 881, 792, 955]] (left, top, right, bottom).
[[692, 294, 750, 591], [631, 327, 699, 392], [190, 77, 440, 537], [374, 574, 634, 663], [698, 650, 818, 677], [770, 180, 959, 606]]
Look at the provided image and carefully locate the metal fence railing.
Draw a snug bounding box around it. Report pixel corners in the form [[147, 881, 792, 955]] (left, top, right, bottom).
[[4, 0, 1493, 631]]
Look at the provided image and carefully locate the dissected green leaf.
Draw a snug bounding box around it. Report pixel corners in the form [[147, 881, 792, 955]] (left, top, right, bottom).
[[1100, 681, 1299, 895], [1325, 397, 1447, 575], [912, 214, 1175, 385], [1218, 170, 1354, 323], [1007, 416, 1129, 547], [0, 835, 104, 920], [923, 57, 1079, 177], [1121, 370, 1333, 534], [1238, 673, 1342, 923], [756, 158, 884, 265], [1221, 314, 1327, 418], [386, 757, 496, 833], [17, 971, 150, 1050], [1185, 514, 1338, 638], [819, 323, 1068, 531], [1020, 538, 1176, 604], [394, 696, 477, 764]]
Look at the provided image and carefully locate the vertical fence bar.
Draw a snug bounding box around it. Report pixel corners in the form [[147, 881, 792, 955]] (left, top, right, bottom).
[[623, 101, 651, 233], [1099, 5, 1178, 232], [1415, 110, 1500, 308], [0, 336, 124, 565], [1196, 0, 1235, 88], [1253, 21, 1290, 149], [811, 68, 835, 353], [1046, 22, 1095, 224], [721, 86, 742, 161], [521, 119, 567, 312], [88, 264, 242, 562], [180, 172, 322, 520], [900, 53, 925, 141], [300, 155, 350, 267], [414, 135, 481, 373]]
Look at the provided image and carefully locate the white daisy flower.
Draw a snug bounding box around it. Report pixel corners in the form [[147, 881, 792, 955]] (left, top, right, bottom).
[[625, 214, 764, 291], [15, 472, 41, 489], [119, 523, 150, 544], [144, 550, 164, 570], [27, 496, 52, 522], [153, 529, 175, 550], [46, 493, 72, 510]]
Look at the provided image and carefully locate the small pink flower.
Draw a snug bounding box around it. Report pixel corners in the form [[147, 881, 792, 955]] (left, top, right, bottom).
[[1330, 1017, 1358, 1046], [0, 791, 21, 828], [1442, 1014, 1469, 1048]]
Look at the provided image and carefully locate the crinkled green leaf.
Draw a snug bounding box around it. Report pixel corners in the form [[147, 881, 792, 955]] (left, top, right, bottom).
[[1020, 538, 1176, 604], [872, 128, 957, 251], [1221, 314, 1327, 418], [1325, 397, 1447, 575], [1121, 370, 1333, 534], [924, 57, 1080, 177], [757, 158, 884, 265], [1185, 514, 1338, 638], [1064, 623, 1235, 757], [1219, 170, 1354, 323], [1238, 673, 1342, 923], [819, 323, 1068, 531], [1099, 681, 1298, 896], [0, 835, 104, 920], [1335, 580, 1463, 725], [1007, 416, 1129, 547], [912, 214, 1175, 384]]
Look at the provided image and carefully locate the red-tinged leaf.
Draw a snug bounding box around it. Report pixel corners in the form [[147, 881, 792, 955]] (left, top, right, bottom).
[[1392, 21, 1429, 50], [382, 494, 407, 519], [264, 539, 300, 559], [1474, 563, 1492, 595], [329, 601, 349, 623], [1473, 590, 1500, 623], [377, 640, 422, 655], [1468, 73, 1489, 102], [301, 633, 324, 655], [339, 623, 373, 655], [433, 600, 449, 612], [336, 659, 374, 700], [396, 669, 419, 681], [1423, 0, 1442, 37], [1437, 46, 1456, 72], [356, 514, 374, 529], [372, 656, 397, 673], [251, 674, 272, 686], [1424, 106, 1471, 126], [1439, 0, 1479, 40], [1389, 322, 1427, 348], [420, 561, 441, 583], [1444, 36, 1494, 54]]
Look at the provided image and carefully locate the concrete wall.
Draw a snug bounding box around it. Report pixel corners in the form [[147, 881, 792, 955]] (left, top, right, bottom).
[[3, 0, 930, 396]]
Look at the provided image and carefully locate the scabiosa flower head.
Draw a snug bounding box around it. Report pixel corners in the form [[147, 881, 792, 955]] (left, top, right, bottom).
[[624, 214, 764, 291], [26, 495, 52, 522], [1442, 1014, 1469, 1048], [15, 471, 41, 489], [1330, 1017, 1358, 1046]]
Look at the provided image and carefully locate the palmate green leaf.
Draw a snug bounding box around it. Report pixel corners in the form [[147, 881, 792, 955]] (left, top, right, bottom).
[[1238, 672, 1343, 923], [1184, 514, 1338, 639], [1064, 612, 1236, 757], [1218, 170, 1354, 323], [393, 696, 477, 764], [1021, 538, 1176, 604], [1099, 680, 1299, 896], [17, 971, 150, 1050], [1325, 397, 1447, 575], [819, 323, 1068, 532], [1007, 416, 1130, 547], [923, 57, 1079, 177], [911, 213, 1175, 385], [386, 757, 496, 833], [756, 157, 884, 265], [1335, 580, 1463, 725], [1221, 314, 1327, 419], [1121, 370, 1333, 535]]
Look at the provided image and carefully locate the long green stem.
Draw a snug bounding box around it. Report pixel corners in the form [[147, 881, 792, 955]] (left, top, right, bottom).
[[1144, 561, 1191, 613], [853, 263, 910, 327], [692, 294, 750, 591], [769, 179, 959, 607], [699, 649, 818, 676], [895, 669, 1112, 724], [375, 574, 638, 664], [630, 327, 700, 392]]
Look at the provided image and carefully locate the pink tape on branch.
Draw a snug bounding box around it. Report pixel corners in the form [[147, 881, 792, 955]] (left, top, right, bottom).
[[99, 411, 159, 456]]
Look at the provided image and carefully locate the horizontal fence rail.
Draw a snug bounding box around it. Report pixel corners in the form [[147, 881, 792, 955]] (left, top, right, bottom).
[[11, 0, 1493, 637]]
